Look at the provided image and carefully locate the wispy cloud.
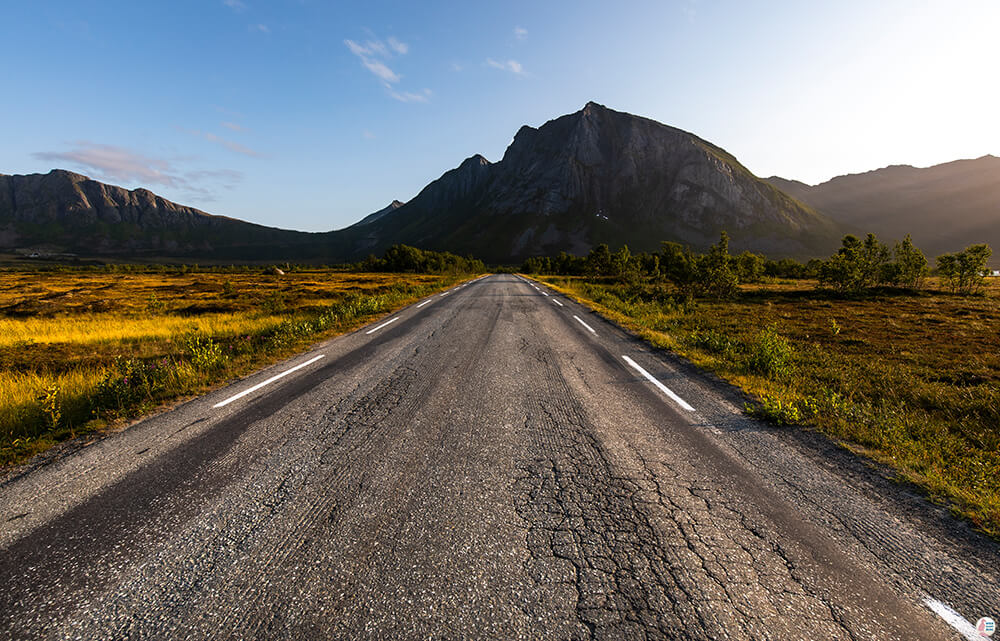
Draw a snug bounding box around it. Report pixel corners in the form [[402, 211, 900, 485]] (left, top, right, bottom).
[[345, 33, 428, 102], [387, 36, 408, 55], [250, 23, 269, 34], [363, 130, 376, 140], [220, 121, 246, 132], [344, 37, 405, 84], [32, 142, 242, 202], [487, 58, 524, 74], [179, 128, 261, 157], [222, 0, 246, 11], [360, 56, 401, 83], [680, 0, 700, 21], [202, 132, 261, 157], [514, 26, 528, 40], [388, 88, 431, 103]]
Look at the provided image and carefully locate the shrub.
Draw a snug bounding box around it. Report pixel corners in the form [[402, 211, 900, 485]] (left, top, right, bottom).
[[91, 357, 171, 417], [745, 394, 802, 425], [886, 234, 928, 289], [742, 325, 793, 378], [819, 234, 891, 293], [937, 244, 992, 294], [186, 336, 226, 371]]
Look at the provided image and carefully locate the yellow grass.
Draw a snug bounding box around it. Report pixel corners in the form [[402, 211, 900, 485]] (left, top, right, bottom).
[[0, 313, 288, 347], [0, 268, 467, 464]]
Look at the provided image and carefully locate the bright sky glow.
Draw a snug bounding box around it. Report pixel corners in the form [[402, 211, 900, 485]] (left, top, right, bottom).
[[2, 0, 997, 230]]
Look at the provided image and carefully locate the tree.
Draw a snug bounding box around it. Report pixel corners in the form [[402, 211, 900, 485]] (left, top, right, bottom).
[[819, 233, 890, 293], [659, 241, 699, 293], [937, 244, 993, 294], [585, 244, 613, 277], [733, 251, 765, 284], [698, 231, 739, 298], [611, 245, 632, 280], [884, 234, 927, 289]]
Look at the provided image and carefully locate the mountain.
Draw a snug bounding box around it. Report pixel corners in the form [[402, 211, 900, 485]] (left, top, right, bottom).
[[3, 103, 847, 264], [766, 156, 1000, 261], [347, 200, 405, 228], [339, 102, 842, 262], [0, 169, 326, 261]]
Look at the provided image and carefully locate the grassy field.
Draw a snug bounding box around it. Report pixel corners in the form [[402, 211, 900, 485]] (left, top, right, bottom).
[[0, 267, 467, 465], [535, 274, 1000, 538]]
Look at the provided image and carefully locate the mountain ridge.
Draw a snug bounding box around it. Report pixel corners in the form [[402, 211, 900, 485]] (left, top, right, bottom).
[[342, 101, 842, 262], [20, 102, 987, 263], [766, 155, 1000, 263]]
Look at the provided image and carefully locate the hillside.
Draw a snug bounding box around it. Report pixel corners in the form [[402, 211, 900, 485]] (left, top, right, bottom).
[[0, 170, 324, 262], [766, 156, 1000, 262]]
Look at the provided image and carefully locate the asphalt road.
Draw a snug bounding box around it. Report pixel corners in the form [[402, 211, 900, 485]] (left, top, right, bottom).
[[1, 274, 998, 640]]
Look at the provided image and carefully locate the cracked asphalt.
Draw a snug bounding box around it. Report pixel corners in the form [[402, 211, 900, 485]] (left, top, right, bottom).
[[1, 274, 998, 640]]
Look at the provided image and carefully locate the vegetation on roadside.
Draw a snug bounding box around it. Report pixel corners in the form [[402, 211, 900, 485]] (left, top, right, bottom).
[[1, 247, 479, 465], [525, 233, 1000, 537]]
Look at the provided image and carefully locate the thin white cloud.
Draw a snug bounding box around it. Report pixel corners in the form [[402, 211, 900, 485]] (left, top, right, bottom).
[[487, 58, 524, 74], [362, 57, 401, 84], [177, 127, 262, 157], [220, 121, 245, 132], [214, 105, 245, 119], [345, 33, 428, 102], [363, 130, 376, 140], [32, 141, 243, 202], [450, 61, 464, 72], [387, 37, 408, 55], [388, 88, 431, 103], [222, 0, 246, 11], [345, 38, 401, 83], [250, 23, 269, 34], [202, 132, 261, 157], [345, 39, 370, 57], [514, 26, 528, 40]]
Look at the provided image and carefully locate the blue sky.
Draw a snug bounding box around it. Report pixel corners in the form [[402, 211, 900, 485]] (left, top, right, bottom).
[[3, 0, 998, 231]]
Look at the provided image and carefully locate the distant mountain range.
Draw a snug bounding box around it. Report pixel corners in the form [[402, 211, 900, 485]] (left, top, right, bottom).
[[767, 156, 1000, 262], [2, 102, 996, 264], [0, 170, 321, 261]]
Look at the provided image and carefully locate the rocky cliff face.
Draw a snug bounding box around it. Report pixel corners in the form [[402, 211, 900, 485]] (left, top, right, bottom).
[[346, 102, 842, 261], [0, 170, 318, 259]]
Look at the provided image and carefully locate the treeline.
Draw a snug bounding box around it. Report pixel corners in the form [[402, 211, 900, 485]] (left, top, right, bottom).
[[356, 244, 485, 274], [521, 232, 993, 297]]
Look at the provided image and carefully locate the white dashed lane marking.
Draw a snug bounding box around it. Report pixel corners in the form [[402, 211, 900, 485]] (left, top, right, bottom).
[[622, 355, 696, 412], [365, 316, 400, 335], [923, 599, 984, 641], [573, 315, 597, 335], [213, 354, 325, 409]]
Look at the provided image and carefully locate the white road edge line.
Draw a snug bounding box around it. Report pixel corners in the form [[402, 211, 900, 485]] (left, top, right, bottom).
[[213, 354, 325, 409], [551, 298, 564, 307], [365, 316, 400, 335], [923, 599, 982, 641], [622, 355, 696, 412], [440, 291, 450, 297], [573, 315, 597, 335], [416, 300, 432, 308]]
